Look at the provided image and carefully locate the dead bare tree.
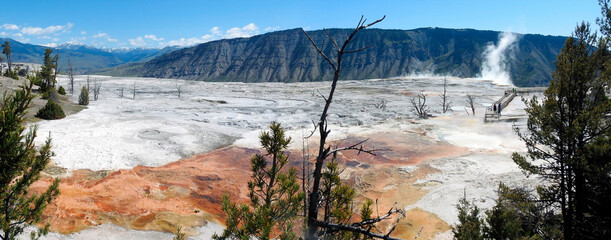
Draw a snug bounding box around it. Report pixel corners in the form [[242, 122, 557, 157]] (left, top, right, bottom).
[[410, 91, 429, 119], [439, 78, 452, 113], [302, 15, 405, 240], [132, 83, 136, 99], [67, 57, 74, 94], [86, 75, 91, 92], [92, 78, 101, 101], [466, 94, 476, 115], [175, 80, 183, 98], [373, 98, 388, 110]]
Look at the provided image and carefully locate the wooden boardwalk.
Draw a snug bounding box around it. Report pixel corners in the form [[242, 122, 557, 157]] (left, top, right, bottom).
[[485, 91, 516, 122], [484, 87, 547, 122]]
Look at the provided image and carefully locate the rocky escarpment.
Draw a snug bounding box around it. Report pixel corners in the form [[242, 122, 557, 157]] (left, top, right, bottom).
[[121, 28, 566, 87]]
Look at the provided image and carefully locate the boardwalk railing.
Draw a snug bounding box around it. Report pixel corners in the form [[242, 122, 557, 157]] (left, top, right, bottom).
[[485, 91, 516, 121]]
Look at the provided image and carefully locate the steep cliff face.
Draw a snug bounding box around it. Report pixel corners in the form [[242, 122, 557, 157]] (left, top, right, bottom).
[[123, 28, 567, 86]]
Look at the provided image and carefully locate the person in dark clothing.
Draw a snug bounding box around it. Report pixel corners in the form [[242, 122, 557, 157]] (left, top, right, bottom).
[[493, 104, 497, 112], [498, 103, 502, 115]]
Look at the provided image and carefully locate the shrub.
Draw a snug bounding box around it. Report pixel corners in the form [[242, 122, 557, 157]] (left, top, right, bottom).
[[58, 86, 66, 95], [36, 99, 66, 120], [3, 70, 18, 80], [78, 86, 89, 105], [41, 88, 59, 101]]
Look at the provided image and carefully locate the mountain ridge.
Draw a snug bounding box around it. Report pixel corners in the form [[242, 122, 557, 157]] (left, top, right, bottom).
[[105, 27, 566, 86], [0, 38, 181, 74]]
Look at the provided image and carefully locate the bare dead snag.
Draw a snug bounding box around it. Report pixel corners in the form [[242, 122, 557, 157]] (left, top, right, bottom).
[[175, 80, 182, 98], [410, 91, 429, 119], [439, 78, 453, 113], [303, 15, 404, 240], [67, 57, 74, 95], [466, 94, 476, 116]]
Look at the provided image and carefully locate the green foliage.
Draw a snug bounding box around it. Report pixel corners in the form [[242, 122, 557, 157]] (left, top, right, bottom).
[[452, 193, 483, 240], [40, 48, 58, 90], [172, 225, 186, 240], [453, 184, 563, 240], [0, 83, 60, 240], [512, 23, 610, 239], [27, 74, 42, 87], [78, 86, 89, 106], [213, 122, 304, 240], [2, 41, 12, 75], [57, 86, 66, 95], [3, 70, 18, 80], [36, 99, 66, 120]]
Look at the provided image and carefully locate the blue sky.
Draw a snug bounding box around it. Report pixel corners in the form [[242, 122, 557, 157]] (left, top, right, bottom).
[[0, 0, 603, 49]]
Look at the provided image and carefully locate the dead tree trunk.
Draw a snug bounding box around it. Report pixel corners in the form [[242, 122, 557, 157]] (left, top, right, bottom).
[[92, 78, 101, 101], [410, 91, 429, 118], [68, 58, 74, 94], [439, 78, 452, 113], [466, 94, 476, 115], [175, 80, 182, 98], [303, 16, 405, 240]]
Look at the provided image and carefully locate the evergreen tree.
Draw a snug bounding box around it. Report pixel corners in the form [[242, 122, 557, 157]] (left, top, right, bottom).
[[40, 49, 58, 92], [0, 83, 60, 240], [452, 193, 483, 240], [512, 23, 610, 239], [78, 86, 89, 106], [2, 41, 11, 75], [213, 122, 304, 240], [57, 86, 66, 95], [36, 100, 66, 120]]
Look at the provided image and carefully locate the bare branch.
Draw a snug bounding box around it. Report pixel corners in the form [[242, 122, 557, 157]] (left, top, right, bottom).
[[344, 44, 374, 54], [302, 29, 337, 71], [323, 29, 340, 50]]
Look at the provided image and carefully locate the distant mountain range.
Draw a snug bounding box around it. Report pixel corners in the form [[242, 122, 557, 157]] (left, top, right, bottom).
[[2, 28, 567, 86], [0, 38, 180, 74], [99, 28, 567, 87]]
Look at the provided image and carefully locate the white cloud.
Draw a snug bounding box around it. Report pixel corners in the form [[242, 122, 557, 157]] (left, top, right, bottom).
[[93, 32, 109, 38], [81, 31, 87, 35], [2, 24, 19, 30], [13, 33, 23, 38], [128, 37, 147, 47], [0, 32, 7, 37], [225, 23, 259, 38], [264, 26, 280, 32], [67, 36, 87, 44], [161, 23, 260, 48], [166, 35, 214, 47], [44, 43, 58, 47], [20, 22, 73, 35], [144, 34, 164, 41], [93, 32, 118, 42], [210, 26, 220, 35]]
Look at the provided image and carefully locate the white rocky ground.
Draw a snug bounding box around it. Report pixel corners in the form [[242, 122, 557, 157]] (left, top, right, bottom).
[[27, 75, 541, 239]]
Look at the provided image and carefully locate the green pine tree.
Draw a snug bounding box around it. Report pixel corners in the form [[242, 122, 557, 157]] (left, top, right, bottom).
[[78, 86, 89, 106], [2, 41, 12, 75], [213, 122, 304, 240], [36, 100, 66, 120], [452, 192, 483, 240], [512, 22, 610, 239], [40, 49, 58, 92], [0, 83, 60, 240]]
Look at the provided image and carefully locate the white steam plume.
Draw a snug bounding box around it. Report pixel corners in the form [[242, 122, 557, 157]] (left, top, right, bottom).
[[479, 32, 518, 85]]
